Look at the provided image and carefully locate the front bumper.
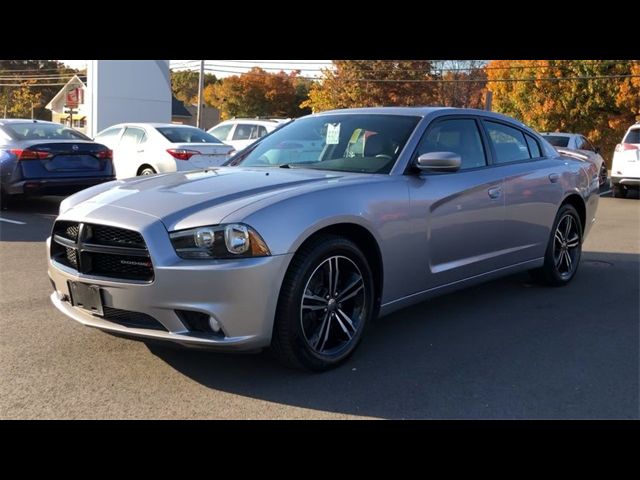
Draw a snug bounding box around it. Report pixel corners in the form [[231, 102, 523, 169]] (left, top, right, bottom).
[[8, 176, 115, 196], [611, 176, 640, 187], [47, 205, 293, 350]]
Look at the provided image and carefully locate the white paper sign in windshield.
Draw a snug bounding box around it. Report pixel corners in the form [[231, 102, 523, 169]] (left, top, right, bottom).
[[326, 123, 340, 145]]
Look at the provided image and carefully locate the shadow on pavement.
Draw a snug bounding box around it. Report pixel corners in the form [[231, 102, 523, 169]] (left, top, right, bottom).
[[148, 251, 639, 419], [0, 196, 62, 242]]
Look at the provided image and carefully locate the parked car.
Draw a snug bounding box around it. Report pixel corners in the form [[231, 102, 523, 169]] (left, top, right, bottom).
[[48, 107, 599, 371], [94, 123, 234, 179], [541, 132, 608, 187], [0, 119, 114, 207], [208, 118, 291, 152], [610, 122, 640, 198]]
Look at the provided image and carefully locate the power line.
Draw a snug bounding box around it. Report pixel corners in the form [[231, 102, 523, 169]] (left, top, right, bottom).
[[0, 82, 74, 87], [199, 66, 640, 83]]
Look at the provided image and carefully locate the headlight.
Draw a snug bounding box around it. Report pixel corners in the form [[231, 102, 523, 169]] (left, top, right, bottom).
[[169, 223, 270, 259]]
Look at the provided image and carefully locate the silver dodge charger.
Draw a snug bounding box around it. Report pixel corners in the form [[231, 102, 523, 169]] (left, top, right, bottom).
[[47, 107, 600, 371]]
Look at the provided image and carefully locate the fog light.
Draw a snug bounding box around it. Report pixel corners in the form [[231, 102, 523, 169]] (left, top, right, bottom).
[[209, 316, 221, 333]]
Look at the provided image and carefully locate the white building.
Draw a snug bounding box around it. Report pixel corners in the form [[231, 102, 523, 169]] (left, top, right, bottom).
[[45, 75, 88, 133]]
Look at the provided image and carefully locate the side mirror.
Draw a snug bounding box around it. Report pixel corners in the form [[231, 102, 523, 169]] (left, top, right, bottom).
[[416, 152, 461, 172], [595, 146, 601, 154]]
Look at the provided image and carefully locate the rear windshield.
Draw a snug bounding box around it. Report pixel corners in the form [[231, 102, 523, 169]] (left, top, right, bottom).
[[156, 126, 222, 144], [623, 128, 640, 144], [542, 135, 570, 147], [1, 123, 89, 141]]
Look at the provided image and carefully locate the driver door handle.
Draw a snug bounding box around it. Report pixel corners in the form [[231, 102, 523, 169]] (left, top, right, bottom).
[[549, 173, 560, 183], [488, 186, 502, 199]]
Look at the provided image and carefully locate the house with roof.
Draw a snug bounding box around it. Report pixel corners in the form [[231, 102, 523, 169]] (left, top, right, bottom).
[[45, 75, 88, 133]]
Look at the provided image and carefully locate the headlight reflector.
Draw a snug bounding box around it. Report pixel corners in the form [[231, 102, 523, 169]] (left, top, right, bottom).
[[169, 223, 270, 259]]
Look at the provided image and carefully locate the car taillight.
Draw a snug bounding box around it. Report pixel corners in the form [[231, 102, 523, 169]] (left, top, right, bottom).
[[615, 143, 639, 152], [167, 148, 201, 161], [95, 149, 112, 160], [8, 149, 52, 160]]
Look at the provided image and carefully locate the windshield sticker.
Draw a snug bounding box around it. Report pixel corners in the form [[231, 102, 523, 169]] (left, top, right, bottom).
[[326, 123, 340, 145]]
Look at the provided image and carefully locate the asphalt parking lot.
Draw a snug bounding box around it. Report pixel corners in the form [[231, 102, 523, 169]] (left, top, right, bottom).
[[0, 190, 638, 419]]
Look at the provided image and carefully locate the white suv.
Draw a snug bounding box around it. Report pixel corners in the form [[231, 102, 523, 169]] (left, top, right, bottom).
[[208, 118, 290, 152], [611, 123, 640, 198]]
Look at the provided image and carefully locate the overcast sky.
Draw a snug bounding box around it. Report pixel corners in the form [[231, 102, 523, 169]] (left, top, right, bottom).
[[60, 60, 332, 78]]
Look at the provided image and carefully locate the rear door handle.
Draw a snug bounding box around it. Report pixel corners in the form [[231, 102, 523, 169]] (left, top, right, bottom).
[[488, 186, 502, 199], [549, 173, 560, 183], [137, 149, 145, 153]]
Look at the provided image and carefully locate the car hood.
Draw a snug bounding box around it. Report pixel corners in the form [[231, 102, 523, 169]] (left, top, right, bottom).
[[62, 167, 374, 230]]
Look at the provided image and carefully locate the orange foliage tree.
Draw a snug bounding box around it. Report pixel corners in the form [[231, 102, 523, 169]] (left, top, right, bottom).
[[487, 60, 640, 165], [303, 60, 438, 112], [204, 67, 311, 120]]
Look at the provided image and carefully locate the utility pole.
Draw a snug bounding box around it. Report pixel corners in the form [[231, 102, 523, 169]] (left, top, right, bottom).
[[196, 60, 205, 129], [485, 91, 493, 111]]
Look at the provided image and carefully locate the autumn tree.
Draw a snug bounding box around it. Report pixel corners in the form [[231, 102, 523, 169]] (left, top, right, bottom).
[[171, 70, 217, 105], [0, 60, 77, 119], [204, 67, 311, 120], [303, 60, 438, 112], [432, 60, 487, 108], [486, 60, 640, 165]]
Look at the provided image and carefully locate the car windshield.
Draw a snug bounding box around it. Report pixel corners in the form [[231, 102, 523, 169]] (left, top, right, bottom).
[[543, 135, 570, 147], [156, 126, 222, 144], [229, 114, 420, 174], [623, 128, 640, 144], [2, 123, 89, 141]]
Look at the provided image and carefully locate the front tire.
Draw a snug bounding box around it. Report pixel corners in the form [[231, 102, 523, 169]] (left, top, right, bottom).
[[271, 235, 374, 372], [529, 204, 582, 287], [599, 164, 608, 188]]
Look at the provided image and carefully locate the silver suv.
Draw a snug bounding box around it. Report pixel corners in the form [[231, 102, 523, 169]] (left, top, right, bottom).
[[208, 118, 290, 152]]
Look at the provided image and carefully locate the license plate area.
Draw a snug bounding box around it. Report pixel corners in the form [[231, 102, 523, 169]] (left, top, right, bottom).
[[68, 281, 104, 316]]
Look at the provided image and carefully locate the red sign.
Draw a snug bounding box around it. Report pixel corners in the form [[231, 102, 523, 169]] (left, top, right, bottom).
[[66, 87, 83, 108]]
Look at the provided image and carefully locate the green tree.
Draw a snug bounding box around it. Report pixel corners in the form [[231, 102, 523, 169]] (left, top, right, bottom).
[[0, 60, 77, 119], [303, 60, 437, 112], [171, 70, 217, 105], [487, 60, 640, 165]]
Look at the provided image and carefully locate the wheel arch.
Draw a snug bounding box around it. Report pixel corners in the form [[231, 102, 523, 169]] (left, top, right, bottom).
[[137, 164, 156, 176], [291, 222, 384, 316], [560, 193, 586, 234]]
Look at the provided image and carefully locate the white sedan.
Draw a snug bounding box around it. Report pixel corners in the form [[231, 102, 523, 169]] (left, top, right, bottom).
[[94, 123, 235, 179]]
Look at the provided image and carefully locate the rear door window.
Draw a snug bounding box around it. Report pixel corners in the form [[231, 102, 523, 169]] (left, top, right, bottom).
[[623, 128, 640, 144], [120, 127, 147, 147], [232, 124, 254, 140], [484, 121, 531, 164]]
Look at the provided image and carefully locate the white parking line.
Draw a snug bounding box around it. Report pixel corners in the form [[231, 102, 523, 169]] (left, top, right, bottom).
[[0, 218, 26, 225]]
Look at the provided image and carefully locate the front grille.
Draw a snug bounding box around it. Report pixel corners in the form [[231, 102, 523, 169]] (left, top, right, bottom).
[[90, 225, 145, 248], [51, 221, 154, 282], [101, 306, 167, 331], [91, 253, 153, 280], [65, 247, 78, 268]]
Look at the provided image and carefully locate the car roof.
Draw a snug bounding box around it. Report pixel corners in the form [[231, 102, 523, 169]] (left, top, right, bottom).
[[215, 118, 284, 125], [541, 132, 576, 137], [0, 119, 60, 126], [105, 122, 199, 129]]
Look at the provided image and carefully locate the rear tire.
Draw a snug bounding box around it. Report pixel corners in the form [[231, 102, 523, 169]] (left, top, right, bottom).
[[612, 184, 627, 198], [138, 166, 156, 176], [271, 234, 374, 372], [529, 204, 582, 287]]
